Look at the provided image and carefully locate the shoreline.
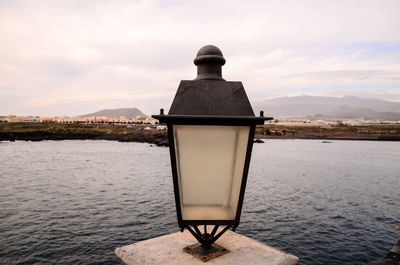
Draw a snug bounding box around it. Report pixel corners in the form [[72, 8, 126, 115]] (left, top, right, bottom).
[[0, 131, 170, 146], [256, 135, 400, 141], [1, 122, 399, 145], [2, 133, 400, 145]]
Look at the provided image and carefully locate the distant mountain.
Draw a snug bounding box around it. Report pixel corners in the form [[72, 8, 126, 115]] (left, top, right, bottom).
[[253, 95, 400, 120], [79, 108, 146, 119]]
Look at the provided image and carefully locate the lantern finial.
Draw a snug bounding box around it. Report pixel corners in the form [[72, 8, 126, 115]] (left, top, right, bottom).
[[194, 45, 225, 81]]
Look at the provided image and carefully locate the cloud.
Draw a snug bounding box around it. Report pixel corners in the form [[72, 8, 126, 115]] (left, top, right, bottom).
[[288, 69, 400, 81], [0, 0, 400, 116]]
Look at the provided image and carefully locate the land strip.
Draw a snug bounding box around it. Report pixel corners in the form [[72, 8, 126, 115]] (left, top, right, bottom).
[[255, 123, 400, 141], [0, 123, 169, 146], [1, 122, 399, 145]]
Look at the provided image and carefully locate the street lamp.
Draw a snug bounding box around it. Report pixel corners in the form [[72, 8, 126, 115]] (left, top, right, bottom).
[[152, 45, 272, 261]]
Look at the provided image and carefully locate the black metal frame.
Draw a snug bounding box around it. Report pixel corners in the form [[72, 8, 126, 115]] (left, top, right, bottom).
[[152, 114, 272, 247], [153, 115, 268, 126], [185, 225, 232, 249]]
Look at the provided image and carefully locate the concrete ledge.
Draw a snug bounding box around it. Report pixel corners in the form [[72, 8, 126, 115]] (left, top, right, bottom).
[[380, 239, 400, 265], [115, 228, 299, 265]]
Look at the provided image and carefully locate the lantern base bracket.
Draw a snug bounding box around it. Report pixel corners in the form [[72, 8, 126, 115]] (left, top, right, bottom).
[[183, 242, 230, 262]]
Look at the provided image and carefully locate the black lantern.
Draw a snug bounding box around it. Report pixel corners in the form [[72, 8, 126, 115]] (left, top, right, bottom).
[[152, 45, 272, 260]]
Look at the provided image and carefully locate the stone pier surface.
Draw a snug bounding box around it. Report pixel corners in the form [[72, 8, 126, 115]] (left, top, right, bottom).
[[381, 239, 400, 265], [115, 228, 299, 265]]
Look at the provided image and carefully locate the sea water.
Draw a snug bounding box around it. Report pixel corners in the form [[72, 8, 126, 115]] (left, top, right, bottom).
[[0, 140, 399, 264]]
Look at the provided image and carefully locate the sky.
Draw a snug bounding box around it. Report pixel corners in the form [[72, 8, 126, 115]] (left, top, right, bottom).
[[1, 0, 400, 116]]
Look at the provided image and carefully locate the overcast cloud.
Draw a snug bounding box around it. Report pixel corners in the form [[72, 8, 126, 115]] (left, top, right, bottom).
[[1, 0, 399, 116]]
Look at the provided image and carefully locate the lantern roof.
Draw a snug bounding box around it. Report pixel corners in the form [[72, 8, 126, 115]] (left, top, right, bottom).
[[153, 45, 272, 124], [168, 80, 254, 116]]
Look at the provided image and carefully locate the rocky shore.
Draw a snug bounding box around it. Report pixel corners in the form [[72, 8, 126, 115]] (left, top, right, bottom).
[[0, 130, 170, 146], [257, 135, 400, 141], [0, 123, 169, 146], [1, 122, 399, 145]]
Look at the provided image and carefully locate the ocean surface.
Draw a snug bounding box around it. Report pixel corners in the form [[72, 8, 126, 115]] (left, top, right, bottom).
[[0, 140, 399, 265]]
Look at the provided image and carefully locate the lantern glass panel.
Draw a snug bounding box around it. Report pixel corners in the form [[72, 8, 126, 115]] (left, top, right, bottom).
[[173, 125, 250, 220]]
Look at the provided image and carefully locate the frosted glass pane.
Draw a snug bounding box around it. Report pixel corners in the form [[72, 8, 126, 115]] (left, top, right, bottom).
[[173, 125, 250, 220]]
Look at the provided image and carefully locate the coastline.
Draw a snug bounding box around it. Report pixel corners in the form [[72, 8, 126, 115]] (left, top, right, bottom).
[[0, 123, 169, 146], [257, 135, 400, 141], [1, 122, 400, 145]]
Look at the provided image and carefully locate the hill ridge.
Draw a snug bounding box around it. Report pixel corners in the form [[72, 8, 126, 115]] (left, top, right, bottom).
[[253, 95, 400, 120], [79, 108, 146, 119]]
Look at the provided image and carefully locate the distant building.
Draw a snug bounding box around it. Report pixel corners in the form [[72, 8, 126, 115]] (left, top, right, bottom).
[[6, 115, 41, 123], [3, 114, 158, 125]]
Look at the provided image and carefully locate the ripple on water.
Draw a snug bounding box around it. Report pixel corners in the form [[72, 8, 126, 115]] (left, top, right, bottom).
[[0, 140, 399, 265]]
